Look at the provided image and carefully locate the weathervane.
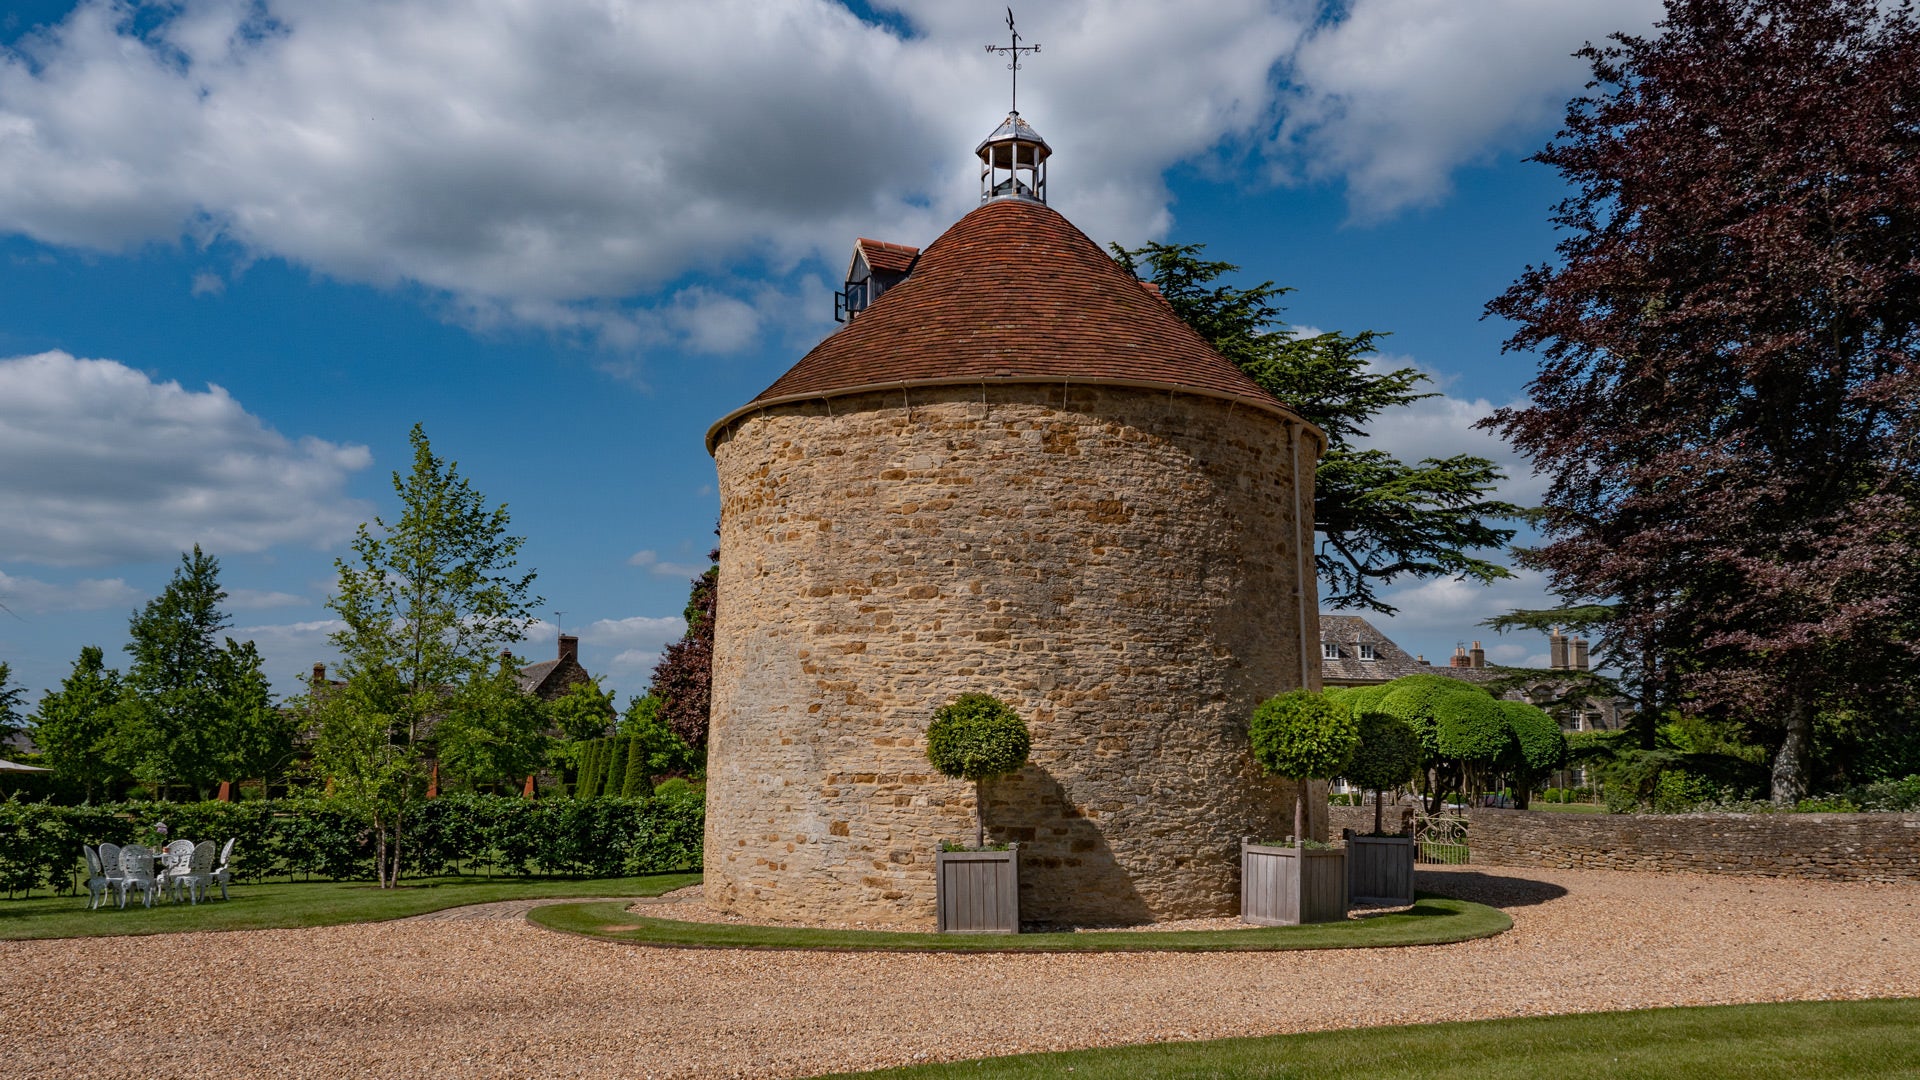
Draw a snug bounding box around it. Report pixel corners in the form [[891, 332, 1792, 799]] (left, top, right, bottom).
[[985, 8, 1040, 115]]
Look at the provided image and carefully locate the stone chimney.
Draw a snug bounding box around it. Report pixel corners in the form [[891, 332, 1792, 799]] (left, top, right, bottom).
[[311, 662, 326, 686], [1449, 644, 1471, 668], [1470, 640, 1486, 669], [1572, 636, 1590, 671], [559, 634, 580, 663], [1549, 628, 1569, 670]]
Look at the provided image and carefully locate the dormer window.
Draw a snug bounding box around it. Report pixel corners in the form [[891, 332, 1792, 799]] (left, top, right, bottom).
[[835, 239, 919, 323], [1357, 642, 1378, 661], [1321, 642, 1340, 660]]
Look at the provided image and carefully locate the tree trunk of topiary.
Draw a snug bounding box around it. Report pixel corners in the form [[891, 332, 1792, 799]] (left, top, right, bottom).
[[1294, 788, 1305, 845], [975, 780, 986, 849], [1373, 789, 1384, 835]]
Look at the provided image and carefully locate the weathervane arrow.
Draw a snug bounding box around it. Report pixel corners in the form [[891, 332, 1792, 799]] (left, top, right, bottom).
[[984, 7, 1041, 115]]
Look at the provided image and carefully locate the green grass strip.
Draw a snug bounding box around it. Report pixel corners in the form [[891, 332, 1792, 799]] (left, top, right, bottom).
[[812, 999, 1920, 1079], [0, 872, 700, 940], [528, 892, 1509, 953]]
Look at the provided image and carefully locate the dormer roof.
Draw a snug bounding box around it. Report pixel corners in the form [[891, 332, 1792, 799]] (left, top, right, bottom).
[[851, 238, 919, 278]]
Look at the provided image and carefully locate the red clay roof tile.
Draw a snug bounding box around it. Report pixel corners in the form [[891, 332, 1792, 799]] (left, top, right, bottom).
[[753, 198, 1284, 410]]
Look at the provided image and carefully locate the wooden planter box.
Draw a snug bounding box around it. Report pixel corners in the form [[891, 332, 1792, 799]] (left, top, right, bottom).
[[935, 844, 1019, 934], [1241, 839, 1348, 926], [1343, 828, 1416, 906]]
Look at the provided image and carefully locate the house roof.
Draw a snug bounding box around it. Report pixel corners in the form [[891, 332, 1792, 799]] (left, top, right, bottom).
[[708, 197, 1316, 451], [516, 659, 562, 695], [1319, 613, 1520, 687], [1319, 614, 1434, 684]]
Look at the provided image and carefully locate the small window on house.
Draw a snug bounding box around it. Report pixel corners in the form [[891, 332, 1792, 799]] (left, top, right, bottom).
[[1357, 642, 1378, 661], [1321, 642, 1340, 660]]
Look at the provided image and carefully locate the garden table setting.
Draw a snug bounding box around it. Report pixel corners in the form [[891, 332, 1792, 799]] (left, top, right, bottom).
[[84, 824, 234, 910]]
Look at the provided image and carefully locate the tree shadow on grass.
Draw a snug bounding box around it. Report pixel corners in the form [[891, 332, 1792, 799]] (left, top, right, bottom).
[[1415, 869, 1570, 908]]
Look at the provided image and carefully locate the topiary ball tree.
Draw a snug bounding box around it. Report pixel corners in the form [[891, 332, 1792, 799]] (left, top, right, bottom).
[[1347, 711, 1421, 835], [1249, 690, 1359, 845], [926, 693, 1032, 849]]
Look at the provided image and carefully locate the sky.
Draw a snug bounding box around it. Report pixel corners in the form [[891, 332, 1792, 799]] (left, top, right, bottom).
[[0, 0, 1665, 709]]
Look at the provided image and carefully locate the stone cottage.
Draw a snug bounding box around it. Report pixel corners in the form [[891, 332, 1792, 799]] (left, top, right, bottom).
[[701, 112, 1327, 927]]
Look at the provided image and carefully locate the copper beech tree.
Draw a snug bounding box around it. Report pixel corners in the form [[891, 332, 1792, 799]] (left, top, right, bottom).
[[1484, 0, 1920, 802]]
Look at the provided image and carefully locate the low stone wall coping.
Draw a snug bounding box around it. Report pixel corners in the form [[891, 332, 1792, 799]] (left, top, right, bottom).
[[1328, 803, 1920, 884]]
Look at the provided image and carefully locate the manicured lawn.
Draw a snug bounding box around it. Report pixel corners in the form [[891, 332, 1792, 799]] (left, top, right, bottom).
[[0, 872, 699, 940], [811, 999, 1920, 1079], [529, 893, 1510, 953]]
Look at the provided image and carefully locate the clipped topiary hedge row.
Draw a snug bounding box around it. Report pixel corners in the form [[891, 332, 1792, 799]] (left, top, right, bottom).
[[0, 792, 704, 896]]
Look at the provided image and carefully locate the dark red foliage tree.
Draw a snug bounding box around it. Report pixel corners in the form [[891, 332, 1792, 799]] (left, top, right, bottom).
[[1484, 0, 1920, 803], [649, 547, 717, 753]]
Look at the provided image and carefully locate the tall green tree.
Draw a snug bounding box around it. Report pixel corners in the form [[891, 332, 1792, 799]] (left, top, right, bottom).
[[323, 423, 541, 884], [0, 660, 25, 746], [330, 423, 542, 715], [1482, 0, 1920, 802], [213, 639, 299, 796], [30, 646, 127, 801], [1112, 243, 1521, 613], [307, 665, 419, 888], [548, 677, 617, 743], [118, 546, 236, 798], [436, 658, 550, 794], [618, 692, 697, 785]]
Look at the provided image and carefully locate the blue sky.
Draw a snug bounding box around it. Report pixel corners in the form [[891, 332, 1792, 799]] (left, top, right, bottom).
[[0, 0, 1662, 707]]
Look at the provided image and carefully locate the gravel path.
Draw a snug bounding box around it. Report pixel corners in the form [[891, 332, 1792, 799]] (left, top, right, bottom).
[[6, 866, 1918, 1079]]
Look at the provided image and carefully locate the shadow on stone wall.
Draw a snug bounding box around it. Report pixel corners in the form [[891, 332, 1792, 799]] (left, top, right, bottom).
[[983, 766, 1154, 927]]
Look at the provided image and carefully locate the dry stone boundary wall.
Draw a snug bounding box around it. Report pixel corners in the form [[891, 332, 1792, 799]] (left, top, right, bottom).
[[1330, 804, 1920, 883]]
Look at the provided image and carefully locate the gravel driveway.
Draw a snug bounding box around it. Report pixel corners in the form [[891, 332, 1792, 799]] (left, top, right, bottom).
[[6, 866, 1917, 1079]]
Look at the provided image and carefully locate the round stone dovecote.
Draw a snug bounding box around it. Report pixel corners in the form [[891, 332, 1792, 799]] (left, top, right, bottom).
[[703, 195, 1325, 927]]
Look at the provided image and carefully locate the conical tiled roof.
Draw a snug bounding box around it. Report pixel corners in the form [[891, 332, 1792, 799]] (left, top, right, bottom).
[[709, 197, 1305, 449]]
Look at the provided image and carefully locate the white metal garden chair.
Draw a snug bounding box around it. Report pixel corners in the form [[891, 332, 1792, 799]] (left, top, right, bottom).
[[116, 844, 159, 908], [98, 842, 126, 901], [209, 837, 236, 900], [172, 840, 217, 904], [81, 846, 110, 910], [158, 838, 195, 897]]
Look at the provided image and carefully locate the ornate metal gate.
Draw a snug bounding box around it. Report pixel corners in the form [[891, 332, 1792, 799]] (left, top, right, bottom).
[[1412, 808, 1470, 865]]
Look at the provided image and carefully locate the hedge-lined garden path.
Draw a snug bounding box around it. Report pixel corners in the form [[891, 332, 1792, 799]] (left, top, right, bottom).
[[6, 865, 1920, 1079]]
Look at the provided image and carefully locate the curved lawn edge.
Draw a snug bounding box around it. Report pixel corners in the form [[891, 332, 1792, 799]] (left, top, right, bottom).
[[804, 999, 1920, 1079], [0, 872, 703, 941], [526, 892, 1510, 953]]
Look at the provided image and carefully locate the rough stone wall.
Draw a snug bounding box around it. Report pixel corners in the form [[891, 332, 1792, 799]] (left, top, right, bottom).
[[707, 383, 1320, 926], [1327, 804, 1920, 883]]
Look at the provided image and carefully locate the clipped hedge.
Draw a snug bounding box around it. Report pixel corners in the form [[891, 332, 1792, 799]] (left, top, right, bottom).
[[0, 793, 704, 896]]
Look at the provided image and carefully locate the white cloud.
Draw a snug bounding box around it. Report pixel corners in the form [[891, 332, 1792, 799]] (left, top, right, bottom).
[[0, 569, 141, 613], [1336, 566, 1562, 672], [1271, 0, 1664, 218], [583, 614, 686, 679], [226, 588, 307, 610], [0, 0, 1308, 345], [230, 617, 347, 695], [0, 1, 1669, 350], [627, 550, 711, 578], [189, 271, 225, 297], [584, 614, 685, 650], [0, 350, 373, 566], [1353, 359, 1545, 509]]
